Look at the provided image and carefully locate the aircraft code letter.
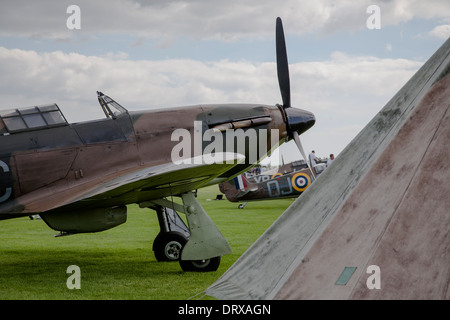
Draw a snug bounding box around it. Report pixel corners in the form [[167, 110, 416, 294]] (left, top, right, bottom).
[[0, 160, 12, 203]]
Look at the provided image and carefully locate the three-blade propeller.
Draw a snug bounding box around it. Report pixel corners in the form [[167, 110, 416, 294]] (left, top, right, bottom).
[[276, 17, 291, 109], [275, 17, 316, 178]]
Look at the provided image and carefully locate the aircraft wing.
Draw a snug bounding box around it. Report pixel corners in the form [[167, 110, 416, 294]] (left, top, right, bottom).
[[0, 152, 245, 217], [234, 190, 254, 199], [234, 185, 259, 199]]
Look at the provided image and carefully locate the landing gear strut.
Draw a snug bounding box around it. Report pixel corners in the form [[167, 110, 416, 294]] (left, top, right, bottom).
[[151, 206, 190, 262], [238, 201, 248, 209], [140, 191, 231, 272]]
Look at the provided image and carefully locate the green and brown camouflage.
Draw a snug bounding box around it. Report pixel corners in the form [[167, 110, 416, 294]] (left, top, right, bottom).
[[0, 18, 316, 271], [0, 94, 314, 220], [219, 167, 315, 204]]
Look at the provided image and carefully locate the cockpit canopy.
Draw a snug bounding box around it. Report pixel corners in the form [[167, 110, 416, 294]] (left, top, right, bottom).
[[97, 91, 128, 119], [0, 104, 68, 135], [0, 92, 129, 136]]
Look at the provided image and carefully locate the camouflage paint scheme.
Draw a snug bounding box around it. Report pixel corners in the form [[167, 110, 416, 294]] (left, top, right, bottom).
[[0, 96, 314, 222], [0, 18, 316, 271], [219, 168, 314, 203]]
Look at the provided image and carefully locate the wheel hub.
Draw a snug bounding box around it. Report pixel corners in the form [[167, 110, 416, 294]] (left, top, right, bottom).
[[165, 241, 182, 260]]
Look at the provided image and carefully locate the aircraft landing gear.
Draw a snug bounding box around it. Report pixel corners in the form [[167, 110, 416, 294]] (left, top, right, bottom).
[[238, 201, 248, 209], [140, 191, 231, 272], [153, 231, 188, 262], [149, 205, 190, 262], [179, 256, 221, 272]]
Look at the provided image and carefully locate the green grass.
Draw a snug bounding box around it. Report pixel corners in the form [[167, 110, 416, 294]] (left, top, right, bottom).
[[0, 185, 293, 300]]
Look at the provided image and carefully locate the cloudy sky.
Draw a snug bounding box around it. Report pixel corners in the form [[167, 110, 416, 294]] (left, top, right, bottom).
[[1, 0, 449, 164]]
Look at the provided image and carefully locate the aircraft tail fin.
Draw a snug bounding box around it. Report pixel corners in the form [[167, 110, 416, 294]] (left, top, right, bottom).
[[233, 174, 248, 191]]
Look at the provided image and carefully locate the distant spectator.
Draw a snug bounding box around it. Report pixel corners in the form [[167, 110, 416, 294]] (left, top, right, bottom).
[[309, 150, 319, 174], [327, 154, 335, 167]]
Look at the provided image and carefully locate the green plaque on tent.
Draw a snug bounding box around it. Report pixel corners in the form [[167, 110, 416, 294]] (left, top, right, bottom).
[[336, 267, 357, 285]]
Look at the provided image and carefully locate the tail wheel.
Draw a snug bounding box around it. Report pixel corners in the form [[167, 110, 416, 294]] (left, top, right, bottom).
[[153, 232, 188, 262], [179, 256, 221, 272]]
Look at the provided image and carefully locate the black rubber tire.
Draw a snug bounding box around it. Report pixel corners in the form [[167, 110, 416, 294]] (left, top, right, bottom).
[[153, 232, 188, 262], [179, 256, 221, 272]]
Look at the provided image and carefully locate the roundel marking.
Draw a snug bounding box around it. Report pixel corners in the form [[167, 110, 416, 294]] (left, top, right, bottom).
[[271, 173, 283, 179], [291, 172, 310, 192]]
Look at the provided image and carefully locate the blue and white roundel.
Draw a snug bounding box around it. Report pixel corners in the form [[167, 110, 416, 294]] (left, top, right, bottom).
[[291, 173, 310, 192]]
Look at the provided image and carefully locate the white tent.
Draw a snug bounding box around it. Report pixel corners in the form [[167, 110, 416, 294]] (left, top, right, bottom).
[[206, 37, 450, 300]]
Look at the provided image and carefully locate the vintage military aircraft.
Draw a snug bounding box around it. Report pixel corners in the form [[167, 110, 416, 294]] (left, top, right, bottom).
[[219, 166, 315, 208], [0, 18, 315, 272]]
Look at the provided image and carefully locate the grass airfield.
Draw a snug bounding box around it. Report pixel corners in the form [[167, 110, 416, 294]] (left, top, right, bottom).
[[0, 185, 292, 300]]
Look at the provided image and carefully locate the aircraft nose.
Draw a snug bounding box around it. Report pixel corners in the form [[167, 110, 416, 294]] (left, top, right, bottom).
[[284, 107, 316, 137]]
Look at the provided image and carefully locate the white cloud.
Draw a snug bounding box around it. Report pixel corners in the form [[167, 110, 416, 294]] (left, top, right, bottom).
[[0, 47, 421, 157], [0, 0, 444, 164], [428, 24, 450, 39], [1, 0, 450, 40]]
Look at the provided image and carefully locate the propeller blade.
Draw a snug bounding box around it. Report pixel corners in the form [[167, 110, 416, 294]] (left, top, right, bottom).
[[293, 131, 316, 179], [276, 17, 291, 109]]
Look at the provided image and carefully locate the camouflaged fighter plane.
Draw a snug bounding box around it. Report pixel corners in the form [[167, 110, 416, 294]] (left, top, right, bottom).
[[0, 18, 315, 272], [219, 159, 329, 208], [219, 167, 315, 209]]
